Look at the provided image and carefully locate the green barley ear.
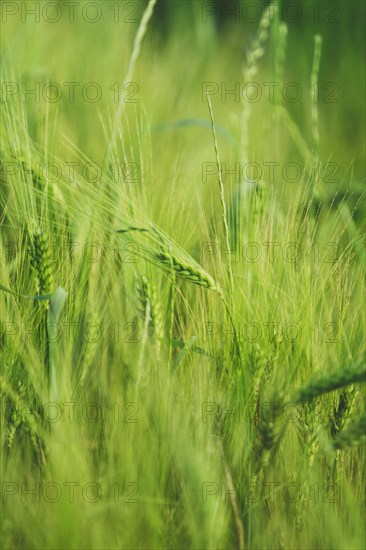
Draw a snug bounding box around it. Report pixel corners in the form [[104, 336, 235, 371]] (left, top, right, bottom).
[[0, 377, 39, 454], [80, 311, 100, 387], [254, 389, 285, 473], [274, 22, 288, 90], [295, 365, 366, 404], [310, 34, 322, 154], [241, 3, 278, 157], [296, 402, 320, 467], [156, 250, 221, 293], [334, 386, 360, 436], [30, 231, 54, 301], [333, 415, 366, 450], [245, 3, 278, 81], [137, 275, 163, 339], [330, 390, 349, 438]]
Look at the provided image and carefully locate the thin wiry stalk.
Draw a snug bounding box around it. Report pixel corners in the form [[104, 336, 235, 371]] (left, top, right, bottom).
[[310, 35, 322, 154], [106, 0, 157, 163], [241, 3, 278, 158], [207, 95, 234, 299], [220, 442, 245, 550]]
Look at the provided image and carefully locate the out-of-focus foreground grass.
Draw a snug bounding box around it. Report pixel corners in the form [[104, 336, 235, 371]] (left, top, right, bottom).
[[0, 1, 365, 549]]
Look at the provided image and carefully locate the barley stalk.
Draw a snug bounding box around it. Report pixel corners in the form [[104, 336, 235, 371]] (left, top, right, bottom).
[[310, 35, 322, 154], [241, 3, 278, 158], [220, 443, 245, 550], [296, 365, 366, 404], [207, 96, 233, 298], [274, 22, 288, 91], [273, 21, 288, 156], [106, 0, 157, 163], [244, 3, 278, 82]]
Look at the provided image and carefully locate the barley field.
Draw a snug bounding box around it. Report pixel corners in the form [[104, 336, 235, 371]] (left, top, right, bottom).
[[0, 1, 365, 549]]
